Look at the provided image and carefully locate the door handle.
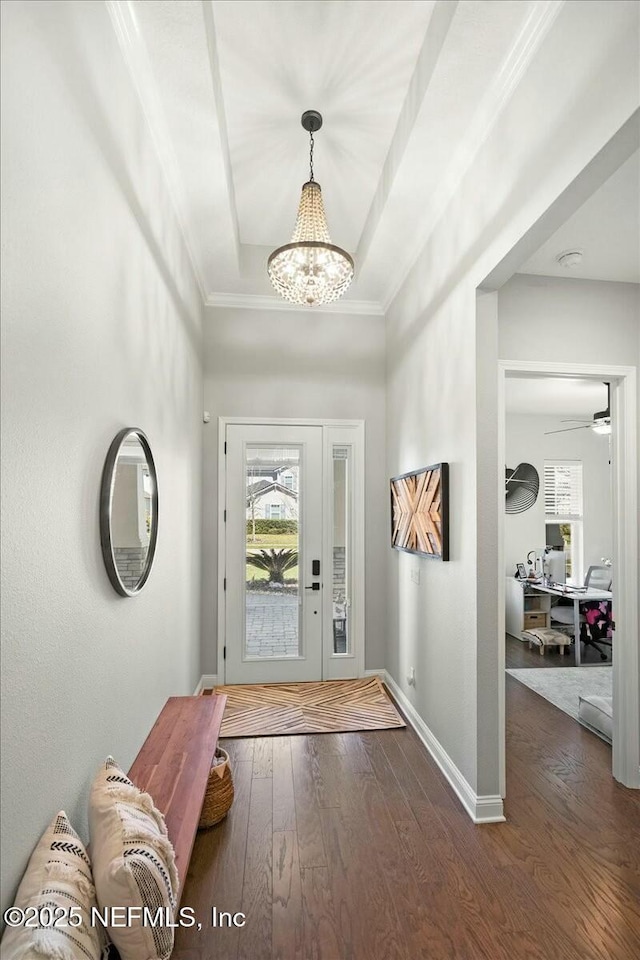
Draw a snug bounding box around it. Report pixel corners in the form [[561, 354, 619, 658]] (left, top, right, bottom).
[[305, 583, 321, 591]]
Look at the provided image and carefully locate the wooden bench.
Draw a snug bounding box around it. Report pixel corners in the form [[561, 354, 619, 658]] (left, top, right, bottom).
[[127, 694, 226, 904]]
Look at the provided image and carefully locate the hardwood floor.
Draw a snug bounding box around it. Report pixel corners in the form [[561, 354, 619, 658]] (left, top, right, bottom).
[[173, 680, 640, 960], [506, 632, 612, 668]]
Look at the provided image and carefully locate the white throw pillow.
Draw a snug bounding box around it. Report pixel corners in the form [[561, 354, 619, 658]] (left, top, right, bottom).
[[89, 757, 178, 960], [0, 810, 103, 960]]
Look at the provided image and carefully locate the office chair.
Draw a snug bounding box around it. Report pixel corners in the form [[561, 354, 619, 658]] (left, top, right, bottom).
[[584, 564, 613, 592], [550, 565, 613, 661]]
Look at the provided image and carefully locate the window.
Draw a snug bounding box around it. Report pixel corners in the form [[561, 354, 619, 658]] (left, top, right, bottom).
[[544, 462, 583, 518], [266, 503, 282, 520], [281, 472, 294, 490], [332, 445, 351, 655], [544, 461, 583, 583]]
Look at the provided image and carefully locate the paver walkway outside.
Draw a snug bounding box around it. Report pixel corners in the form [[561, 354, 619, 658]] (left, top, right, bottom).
[[244, 588, 346, 657], [246, 590, 299, 657]]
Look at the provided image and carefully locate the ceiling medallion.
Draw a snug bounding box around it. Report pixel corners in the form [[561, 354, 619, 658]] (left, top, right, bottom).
[[268, 111, 354, 307]]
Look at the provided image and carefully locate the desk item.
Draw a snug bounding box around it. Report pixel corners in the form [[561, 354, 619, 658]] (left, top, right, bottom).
[[516, 563, 527, 579], [544, 549, 566, 583]]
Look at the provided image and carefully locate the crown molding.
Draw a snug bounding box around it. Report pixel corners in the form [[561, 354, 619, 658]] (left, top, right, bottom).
[[205, 292, 385, 316], [381, 0, 565, 312], [105, 0, 207, 299]]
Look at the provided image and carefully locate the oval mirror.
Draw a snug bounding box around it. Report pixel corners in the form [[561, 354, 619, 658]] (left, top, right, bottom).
[[100, 428, 158, 597]]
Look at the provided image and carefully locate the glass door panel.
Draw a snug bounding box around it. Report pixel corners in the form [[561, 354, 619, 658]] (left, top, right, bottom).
[[225, 423, 323, 684], [332, 446, 350, 655], [245, 445, 301, 660]]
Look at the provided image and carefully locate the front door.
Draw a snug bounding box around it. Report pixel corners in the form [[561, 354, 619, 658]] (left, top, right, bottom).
[[225, 424, 324, 683]]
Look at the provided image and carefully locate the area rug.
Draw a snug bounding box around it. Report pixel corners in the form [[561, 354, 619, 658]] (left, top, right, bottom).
[[506, 667, 612, 721], [208, 677, 405, 738]]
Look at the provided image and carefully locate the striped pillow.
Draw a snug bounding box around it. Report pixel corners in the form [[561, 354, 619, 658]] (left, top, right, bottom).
[[89, 757, 178, 960], [0, 811, 103, 960]]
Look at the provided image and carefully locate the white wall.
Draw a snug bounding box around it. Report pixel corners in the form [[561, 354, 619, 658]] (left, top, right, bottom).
[[1, 1, 203, 909], [499, 275, 639, 366], [505, 412, 613, 578], [386, 0, 639, 800], [201, 305, 387, 674]]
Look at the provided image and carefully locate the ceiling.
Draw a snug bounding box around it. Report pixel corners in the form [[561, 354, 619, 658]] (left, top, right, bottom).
[[119, 0, 559, 311], [213, 0, 436, 252], [118, 2, 638, 311], [518, 151, 640, 283], [505, 378, 609, 417]]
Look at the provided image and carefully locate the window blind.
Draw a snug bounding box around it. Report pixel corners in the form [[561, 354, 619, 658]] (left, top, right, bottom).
[[544, 462, 583, 519]]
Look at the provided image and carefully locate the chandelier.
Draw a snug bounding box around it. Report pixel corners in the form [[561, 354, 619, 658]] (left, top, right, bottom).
[[268, 111, 354, 306]]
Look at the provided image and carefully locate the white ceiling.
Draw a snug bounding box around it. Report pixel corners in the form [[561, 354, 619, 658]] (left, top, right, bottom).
[[518, 151, 640, 283], [213, 0, 436, 251], [120, 0, 555, 310], [505, 378, 609, 417], [120, 1, 638, 312]]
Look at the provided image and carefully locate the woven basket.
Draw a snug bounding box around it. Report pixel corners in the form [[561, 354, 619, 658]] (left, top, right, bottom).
[[198, 748, 234, 829]]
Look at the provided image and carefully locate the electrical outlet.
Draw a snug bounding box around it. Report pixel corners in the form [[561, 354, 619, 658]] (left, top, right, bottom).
[[407, 667, 416, 686], [411, 568, 420, 584]]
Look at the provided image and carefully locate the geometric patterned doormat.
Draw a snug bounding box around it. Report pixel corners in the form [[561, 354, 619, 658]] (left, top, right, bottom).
[[205, 677, 405, 739]]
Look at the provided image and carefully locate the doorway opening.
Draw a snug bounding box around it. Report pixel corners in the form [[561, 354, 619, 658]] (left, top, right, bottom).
[[478, 121, 639, 796], [497, 362, 637, 791], [503, 373, 614, 738]]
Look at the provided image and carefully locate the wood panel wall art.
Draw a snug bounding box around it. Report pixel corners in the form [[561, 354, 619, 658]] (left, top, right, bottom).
[[390, 463, 449, 560]]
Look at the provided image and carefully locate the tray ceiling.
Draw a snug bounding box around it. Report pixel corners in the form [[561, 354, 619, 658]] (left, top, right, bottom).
[[119, 0, 570, 310]]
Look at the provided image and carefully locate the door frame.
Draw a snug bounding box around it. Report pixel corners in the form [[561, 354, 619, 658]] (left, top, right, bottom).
[[217, 417, 366, 684], [497, 360, 639, 790]]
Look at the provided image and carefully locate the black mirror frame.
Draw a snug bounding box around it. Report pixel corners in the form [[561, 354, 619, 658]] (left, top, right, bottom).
[[100, 427, 159, 597]]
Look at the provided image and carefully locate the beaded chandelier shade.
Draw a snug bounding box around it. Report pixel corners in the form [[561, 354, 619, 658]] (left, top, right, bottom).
[[268, 111, 354, 306]]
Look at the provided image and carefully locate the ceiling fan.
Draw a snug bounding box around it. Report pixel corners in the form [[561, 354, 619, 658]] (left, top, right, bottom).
[[544, 383, 611, 435]]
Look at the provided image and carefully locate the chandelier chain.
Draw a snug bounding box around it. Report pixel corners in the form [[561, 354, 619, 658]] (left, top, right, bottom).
[[267, 109, 354, 305]]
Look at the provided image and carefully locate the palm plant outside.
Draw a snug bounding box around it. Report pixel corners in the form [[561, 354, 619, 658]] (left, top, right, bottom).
[[246, 548, 299, 584]]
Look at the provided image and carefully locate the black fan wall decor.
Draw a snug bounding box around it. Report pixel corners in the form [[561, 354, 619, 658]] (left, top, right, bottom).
[[505, 463, 540, 514]]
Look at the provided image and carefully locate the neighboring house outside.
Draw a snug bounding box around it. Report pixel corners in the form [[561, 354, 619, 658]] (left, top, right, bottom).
[[246, 479, 298, 521]]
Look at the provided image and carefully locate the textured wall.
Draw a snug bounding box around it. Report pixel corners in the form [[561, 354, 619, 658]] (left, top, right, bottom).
[[0, 1, 203, 909]]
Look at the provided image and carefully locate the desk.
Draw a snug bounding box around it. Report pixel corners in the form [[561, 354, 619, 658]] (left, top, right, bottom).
[[528, 583, 612, 666]]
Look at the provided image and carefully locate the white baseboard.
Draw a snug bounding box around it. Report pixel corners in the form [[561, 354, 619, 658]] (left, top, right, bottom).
[[363, 668, 386, 678], [382, 670, 505, 824], [194, 674, 219, 695]]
